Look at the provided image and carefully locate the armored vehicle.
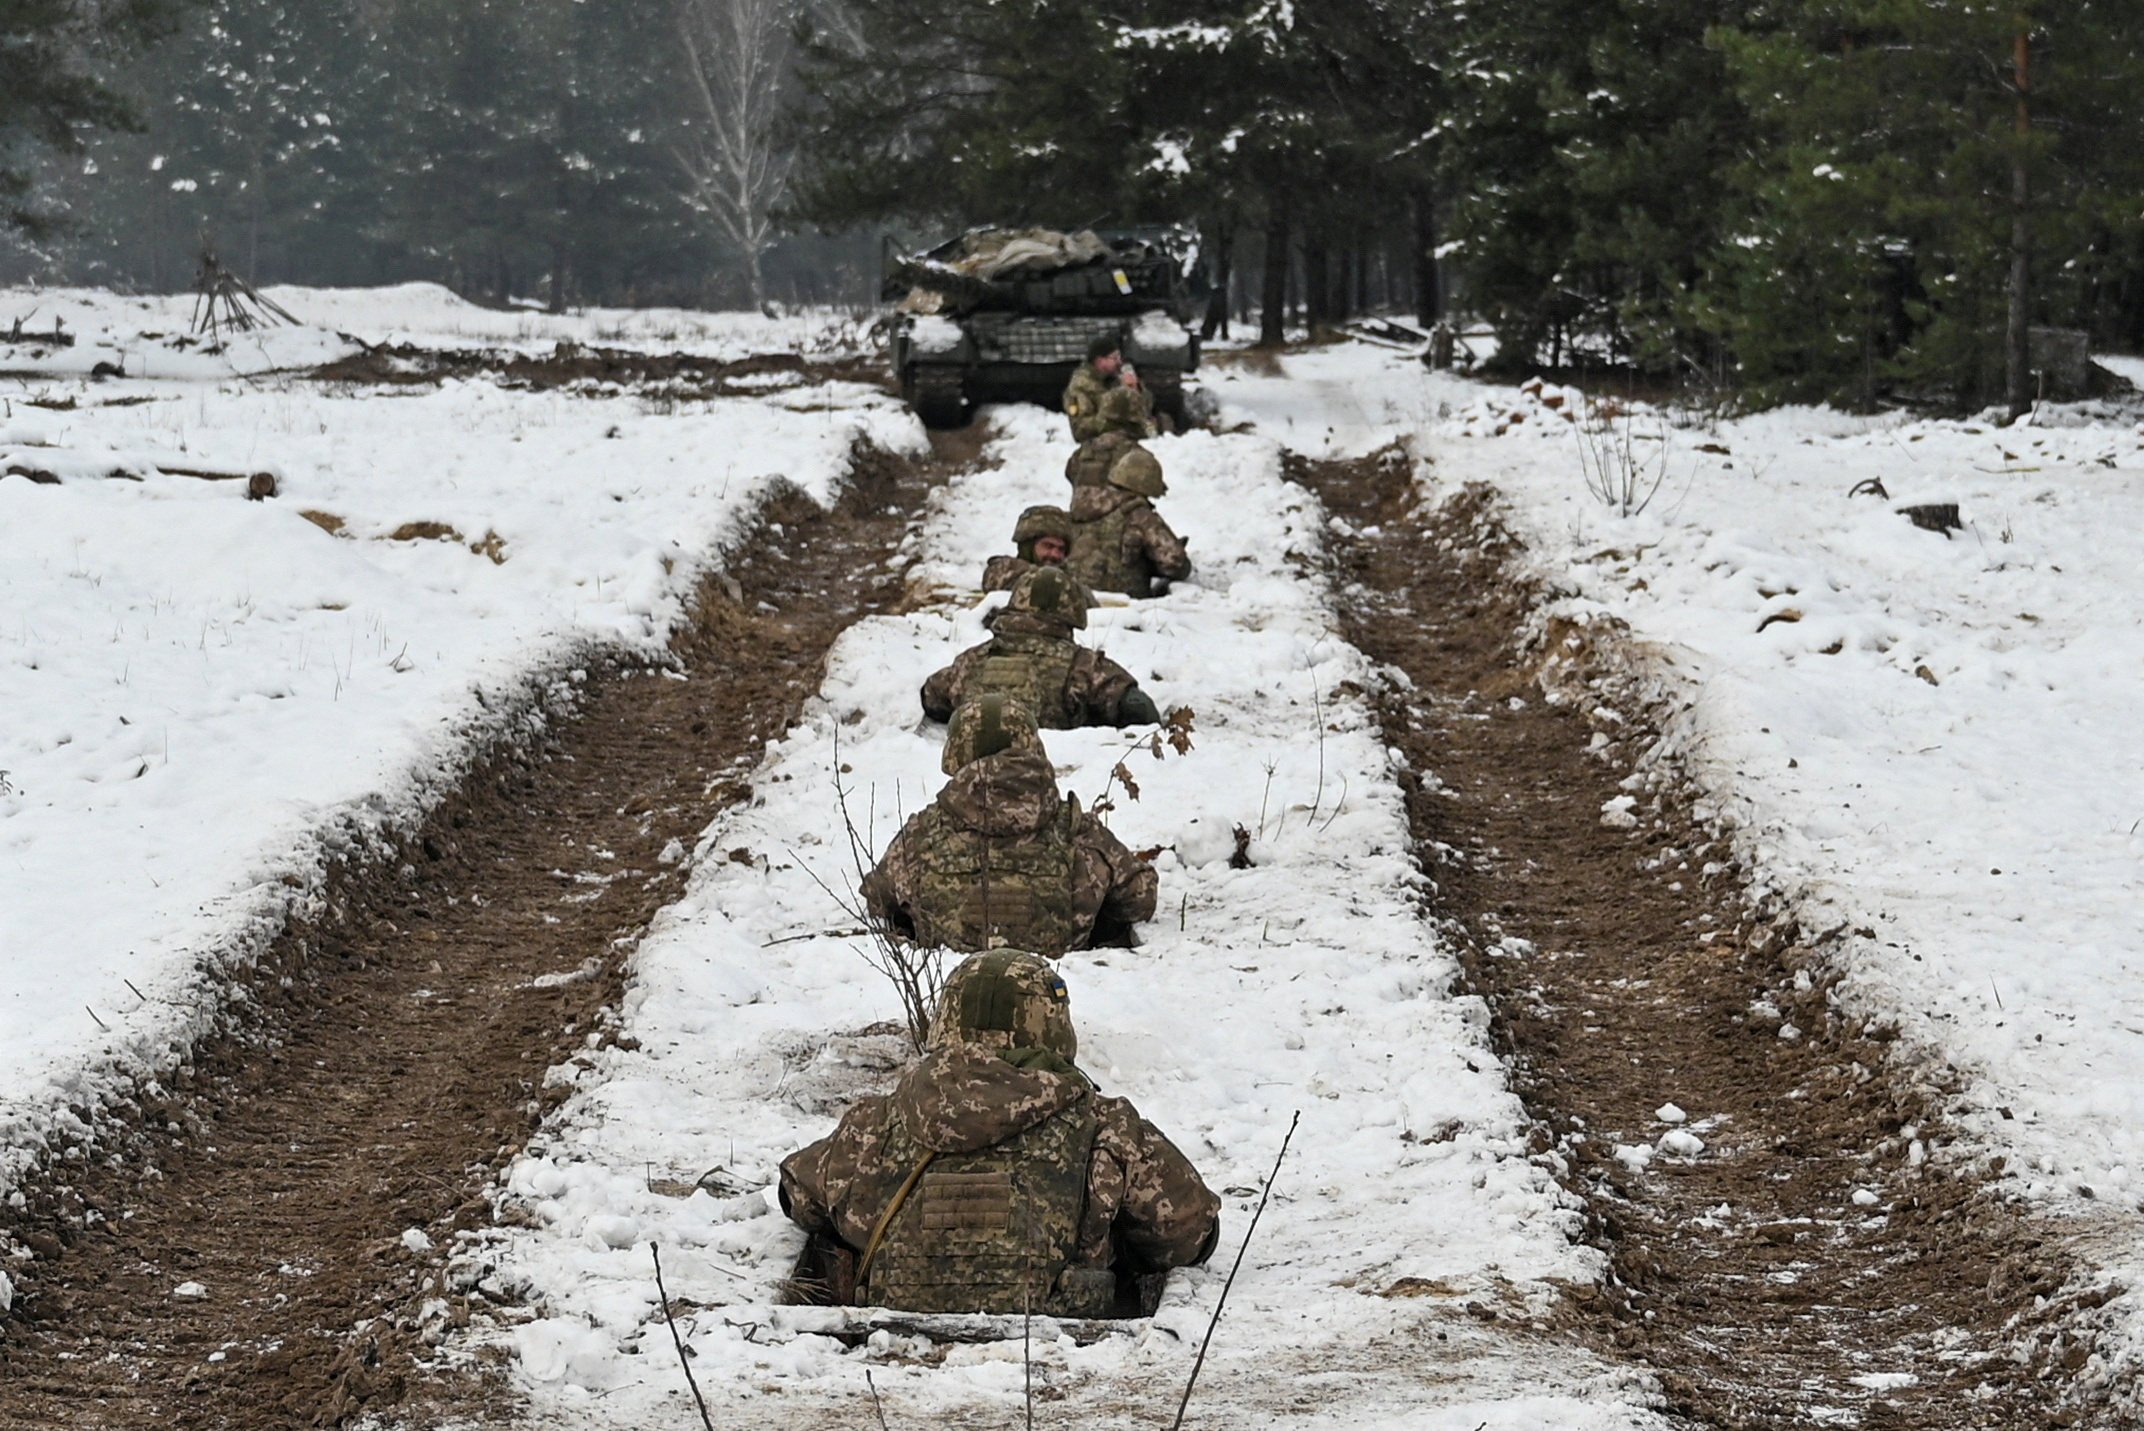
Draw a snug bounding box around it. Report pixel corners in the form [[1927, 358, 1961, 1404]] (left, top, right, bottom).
[[884, 225, 1205, 429]]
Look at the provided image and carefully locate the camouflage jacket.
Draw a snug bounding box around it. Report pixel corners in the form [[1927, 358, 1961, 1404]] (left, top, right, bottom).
[[980, 556, 1099, 609], [1063, 362, 1156, 444], [1064, 431, 1137, 490], [919, 613, 1141, 729], [780, 1042, 1221, 1314], [1066, 485, 1192, 599], [860, 745, 1159, 955]]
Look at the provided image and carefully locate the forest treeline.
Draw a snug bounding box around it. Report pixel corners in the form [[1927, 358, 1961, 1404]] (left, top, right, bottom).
[[7, 0, 2144, 411]]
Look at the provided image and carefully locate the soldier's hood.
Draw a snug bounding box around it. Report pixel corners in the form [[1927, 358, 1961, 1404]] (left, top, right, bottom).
[[940, 746, 1062, 836], [894, 1042, 1090, 1153], [986, 610, 1078, 640], [1070, 485, 1141, 519]]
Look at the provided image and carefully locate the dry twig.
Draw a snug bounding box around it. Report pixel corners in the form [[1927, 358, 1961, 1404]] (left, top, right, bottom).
[[651, 1244, 715, 1431], [1169, 1110, 1302, 1431]]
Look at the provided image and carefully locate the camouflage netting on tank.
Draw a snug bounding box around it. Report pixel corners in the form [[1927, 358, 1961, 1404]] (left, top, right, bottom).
[[895, 229, 1111, 313]]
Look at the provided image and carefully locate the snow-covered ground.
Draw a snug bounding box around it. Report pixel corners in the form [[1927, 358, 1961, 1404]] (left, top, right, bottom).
[[0, 286, 908, 1202], [16, 279, 2143, 1416], [448, 404, 1667, 1427], [0, 283, 868, 379], [1211, 343, 2144, 1390]]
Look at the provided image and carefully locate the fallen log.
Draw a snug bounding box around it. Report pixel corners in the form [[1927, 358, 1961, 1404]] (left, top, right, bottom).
[[156, 465, 279, 500], [2, 316, 74, 348], [1, 458, 277, 498], [1898, 502, 1962, 537]]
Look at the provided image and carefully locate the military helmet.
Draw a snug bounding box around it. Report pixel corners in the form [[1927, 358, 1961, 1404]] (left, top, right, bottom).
[[1004, 566, 1087, 630], [942, 693, 1043, 775], [930, 950, 1076, 1060], [1012, 504, 1074, 548], [1107, 446, 1166, 498]]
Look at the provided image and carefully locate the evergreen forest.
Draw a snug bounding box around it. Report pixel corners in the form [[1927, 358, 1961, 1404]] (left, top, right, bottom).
[[7, 0, 2144, 412]]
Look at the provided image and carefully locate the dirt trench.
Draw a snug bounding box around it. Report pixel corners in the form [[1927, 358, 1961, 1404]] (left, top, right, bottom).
[[1295, 449, 2107, 1429], [309, 342, 882, 397], [0, 428, 979, 1430]]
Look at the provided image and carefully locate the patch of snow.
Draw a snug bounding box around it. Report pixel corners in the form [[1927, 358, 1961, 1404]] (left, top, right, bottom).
[[0, 284, 919, 1204], [1130, 309, 1194, 358], [1215, 339, 2144, 1407], [904, 314, 965, 356]]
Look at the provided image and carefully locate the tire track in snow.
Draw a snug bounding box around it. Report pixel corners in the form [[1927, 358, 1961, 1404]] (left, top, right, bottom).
[[1302, 449, 2104, 1429], [0, 430, 957, 1430]]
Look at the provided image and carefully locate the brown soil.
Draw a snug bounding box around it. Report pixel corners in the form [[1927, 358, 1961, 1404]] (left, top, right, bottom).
[[309, 341, 883, 397], [0, 430, 980, 1429], [1296, 449, 2108, 1429]]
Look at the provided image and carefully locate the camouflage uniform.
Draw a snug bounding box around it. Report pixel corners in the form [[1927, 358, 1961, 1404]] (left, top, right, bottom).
[[1062, 361, 1157, 444], [980, 506, 1096, 603], [1066, 483, 1192, 600], [779, 953, 1220, 1316], [922, 569, 1156, 729], [1064, 431, 1140, 490], [859, 736, 1158, 956]]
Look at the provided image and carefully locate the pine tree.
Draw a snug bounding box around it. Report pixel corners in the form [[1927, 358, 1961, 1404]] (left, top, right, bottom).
[[1, 0, 188, 235], [1440, 0, 1754, 374], [1711, 2, 2144, 410]]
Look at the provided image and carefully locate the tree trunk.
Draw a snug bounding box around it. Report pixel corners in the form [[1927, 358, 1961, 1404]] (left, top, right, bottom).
[[1410, 184, 1442, 326], [549, 239, 568, 314], [1201, 217, 1233, 340], [247, 157, 263, 286], [1258, 203, 1290, 347], [1303, 229, 1329, 332], [745, 244, 766, 310], [2005, 27, 2033, 419]]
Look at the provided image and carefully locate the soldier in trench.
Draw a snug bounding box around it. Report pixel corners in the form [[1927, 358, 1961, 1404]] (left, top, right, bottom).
[[1063, 429, 1140, 492], [863, 695, 1156, 957], [779, 949, 1220, 1316], [1062, 333, 1158, 445], [1064, 446, 1191, 600], [921, 567, 1159, 730], [981, 504, 1096, 607]]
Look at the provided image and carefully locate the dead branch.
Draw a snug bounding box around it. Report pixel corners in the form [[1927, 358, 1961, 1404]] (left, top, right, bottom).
[[652, 1244, 716, 1431], [1169, 1110, 1301, 1431]]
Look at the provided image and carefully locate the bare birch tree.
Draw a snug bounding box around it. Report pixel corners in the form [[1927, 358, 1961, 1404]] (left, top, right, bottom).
[[673, 0, 801, 307]]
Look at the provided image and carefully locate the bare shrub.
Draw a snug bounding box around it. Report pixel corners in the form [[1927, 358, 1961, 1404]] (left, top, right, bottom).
[[1577, 398, 1676, 518]]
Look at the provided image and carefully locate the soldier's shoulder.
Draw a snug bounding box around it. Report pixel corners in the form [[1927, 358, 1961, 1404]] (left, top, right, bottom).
[[1088, 1092, 1161, 1146]]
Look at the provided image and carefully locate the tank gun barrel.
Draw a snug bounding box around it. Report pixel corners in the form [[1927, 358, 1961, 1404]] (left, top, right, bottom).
[[881, 256, 1011, 310]]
